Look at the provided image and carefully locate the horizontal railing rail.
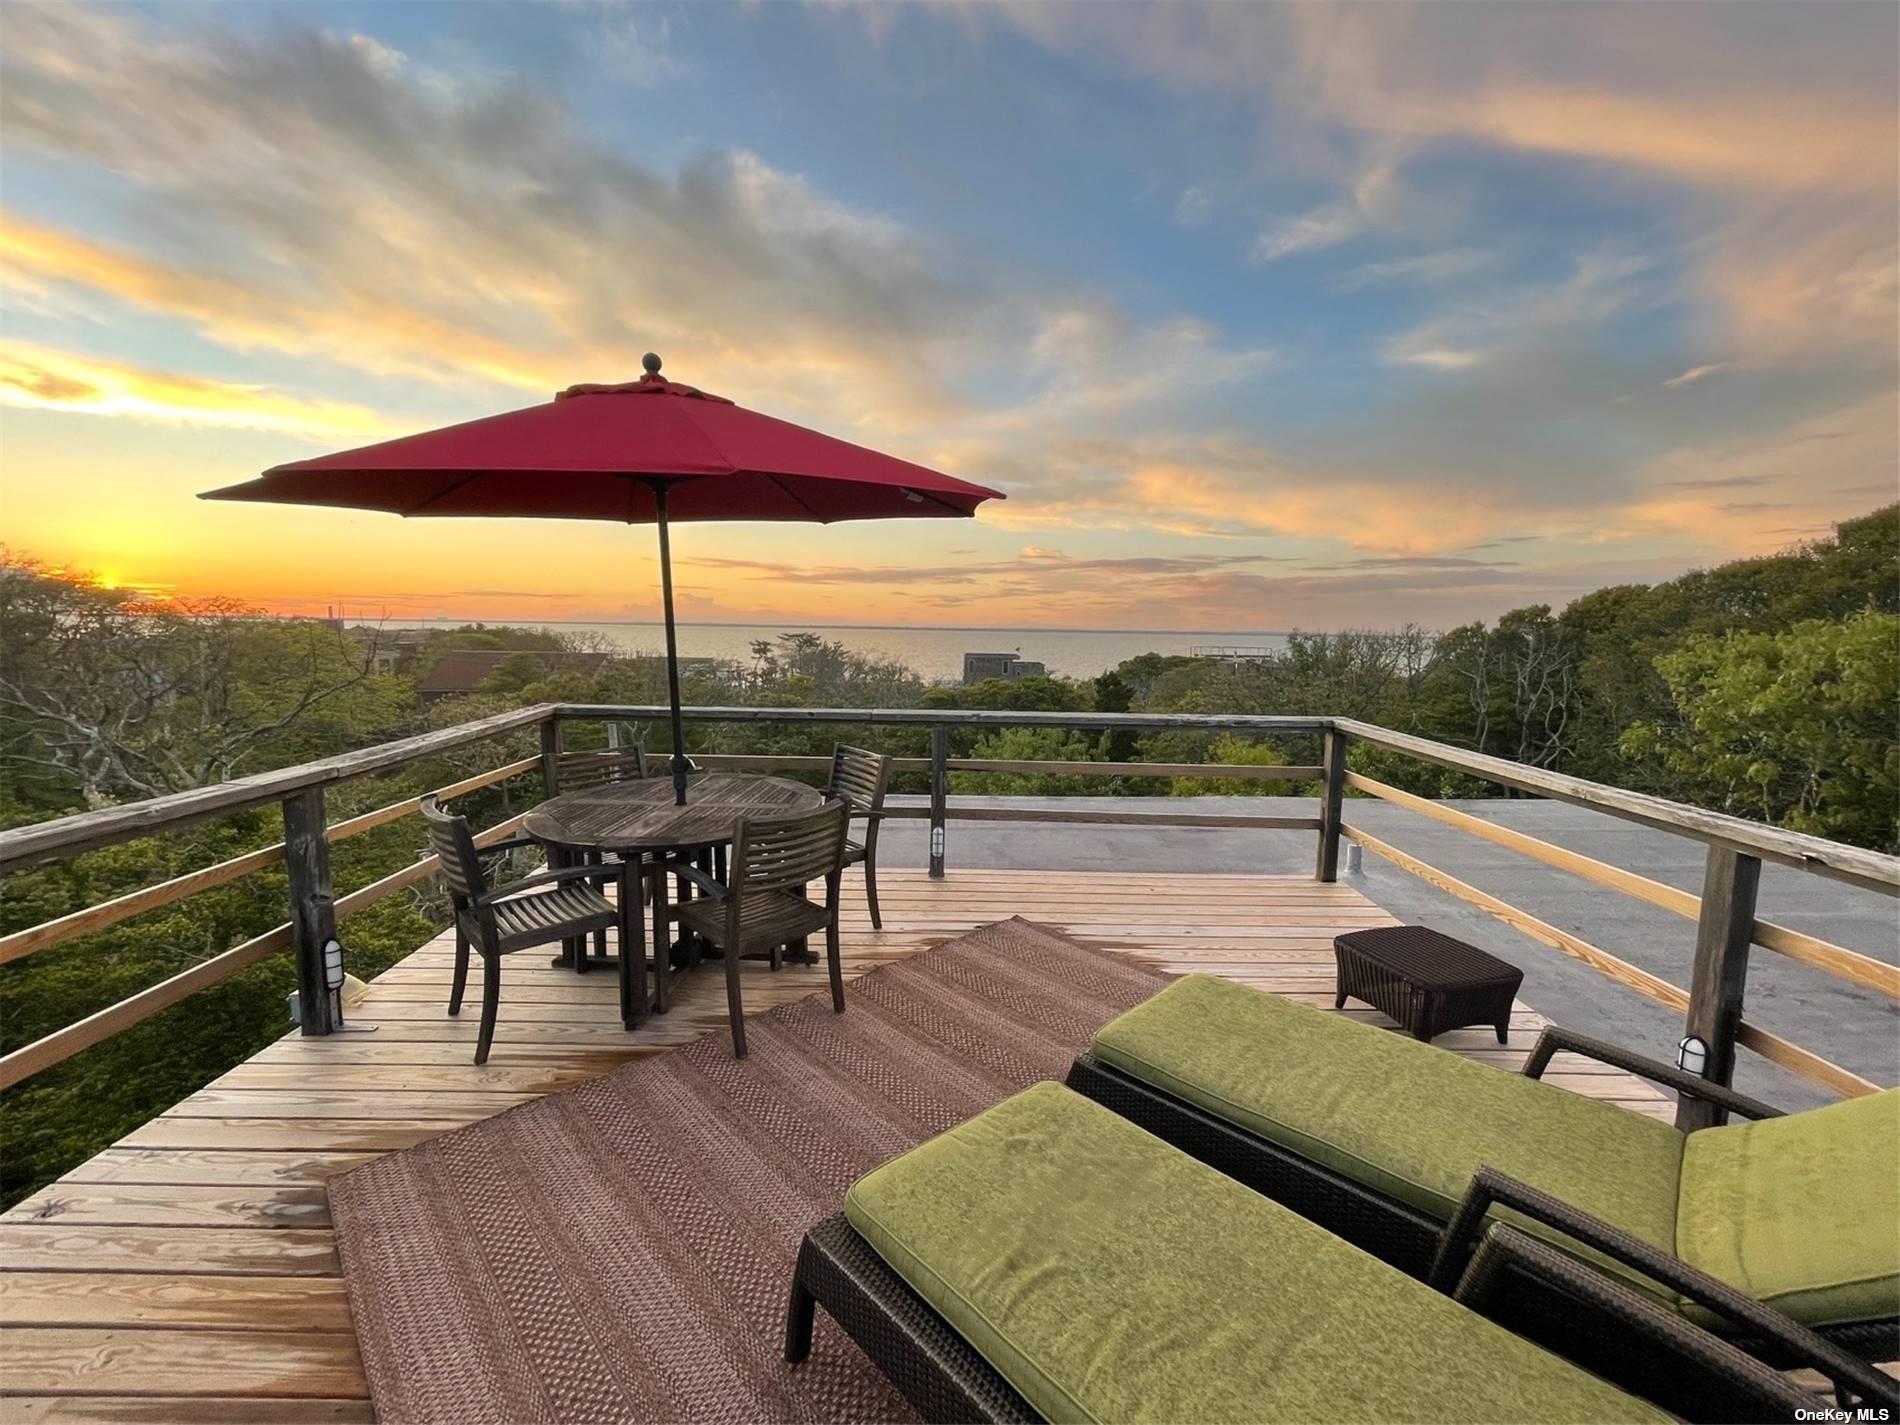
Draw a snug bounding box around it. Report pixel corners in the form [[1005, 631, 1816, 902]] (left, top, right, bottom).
[[1342, 772, 1900, 1002], [0, 756, 541, 967], [2, 702, 1893, 1127], [674, 752, 1321, 780], [554, 704, 1332, 732], [0, 703, 557, 876], [1334, 718, 1899, 896], [0, 815, 529, 1093], [0, 717, 552, 1090]]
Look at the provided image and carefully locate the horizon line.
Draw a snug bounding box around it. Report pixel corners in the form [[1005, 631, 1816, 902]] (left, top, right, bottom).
[[328, 616, 1309, 637]]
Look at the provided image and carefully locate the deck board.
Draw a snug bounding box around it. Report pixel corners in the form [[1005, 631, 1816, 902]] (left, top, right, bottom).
[[0, 868, 1670, 1409]]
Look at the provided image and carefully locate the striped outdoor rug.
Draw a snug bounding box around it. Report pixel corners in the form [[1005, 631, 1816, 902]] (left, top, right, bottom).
[[328, 917, 1168, 1424]]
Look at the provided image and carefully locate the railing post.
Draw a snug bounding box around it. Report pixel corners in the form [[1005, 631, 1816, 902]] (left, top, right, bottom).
[[1678, 845, 1761, 1130], [928, 725, 948, 880], [539, 717, 561, 799], [282, 787, 340, 1036], [1315, 726, 1347, 882]]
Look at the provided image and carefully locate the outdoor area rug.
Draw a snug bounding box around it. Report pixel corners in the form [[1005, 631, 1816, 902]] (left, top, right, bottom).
[[327, 917, 1169, 1424]]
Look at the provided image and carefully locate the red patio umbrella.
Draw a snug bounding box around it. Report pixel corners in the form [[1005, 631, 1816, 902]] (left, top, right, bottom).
[[202, 355, 1004, 803]]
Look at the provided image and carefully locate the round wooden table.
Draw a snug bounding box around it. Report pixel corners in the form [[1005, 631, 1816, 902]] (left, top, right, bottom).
[[522, 773, 826, 1012]]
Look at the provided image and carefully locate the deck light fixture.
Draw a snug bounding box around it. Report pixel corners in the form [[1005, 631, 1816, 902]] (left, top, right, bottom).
[[1677, 1035, 1708, 1076]]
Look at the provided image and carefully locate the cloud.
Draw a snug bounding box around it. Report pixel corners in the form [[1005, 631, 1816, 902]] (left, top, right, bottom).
[[1663, 362, 1731, 389], [587, 5, 688, 87], [954, 427, 1526, 554], [1662, 475, 1763, 491], [7, 0, 1894, 634], [1334, 248, 1490, 290], [1331, 555, 1518, 571], [1608, 388, 1899, 553], [1173, 185, 1214, 227], [1252, 202, 1363, 263], [0, 342, 395, 437], [0, 5, 999, 428], [683, 548, 1283, 587], [1388, 346, 1483, 373], [1249, 149, 1409, 264], [677, 539, 1566, 630], [0, 1, 1280, 493], [958, 3, 1897, 360], [1381, 251, 1651, 371]]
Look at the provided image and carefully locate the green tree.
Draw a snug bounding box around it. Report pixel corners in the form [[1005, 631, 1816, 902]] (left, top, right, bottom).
[[1622, 610, 1900, 849], [1169, 734, 1299, 796], [0, 556, 411, 808], [948, 727, 1098, 796], [922, 675, 1091, 714], [1093, 670, 1140, 761]]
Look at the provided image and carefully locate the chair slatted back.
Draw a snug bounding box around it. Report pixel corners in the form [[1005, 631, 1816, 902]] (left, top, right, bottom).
[[420, 795, 489, 903], [733, 801, 849, 894], [556, 746, 647, 792], [827, 745, 892, 816]]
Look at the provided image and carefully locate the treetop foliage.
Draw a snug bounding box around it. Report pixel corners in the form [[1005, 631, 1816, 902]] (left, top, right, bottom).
[[0, 504, 1892, 1207]]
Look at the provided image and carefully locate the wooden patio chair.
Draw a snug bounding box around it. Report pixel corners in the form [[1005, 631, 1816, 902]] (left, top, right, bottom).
[[553, 743, 648, 792], [551, 739, 655, 963], [827, 745, 893, 929], [421, 794, 640, 1064], [670, 800, 850, 1058]]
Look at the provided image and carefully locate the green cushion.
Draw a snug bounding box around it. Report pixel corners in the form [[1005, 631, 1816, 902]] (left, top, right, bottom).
[[845, 1081, 1667, 1425], [1089, 975, 1686, 1286], [1678, 1088, 1900, 1327]]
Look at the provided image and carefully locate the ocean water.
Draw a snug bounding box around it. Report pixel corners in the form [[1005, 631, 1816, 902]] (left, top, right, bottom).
[[399, 620, 1294, 682]]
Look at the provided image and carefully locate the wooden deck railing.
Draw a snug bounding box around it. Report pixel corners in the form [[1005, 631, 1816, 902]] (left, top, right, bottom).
[[1, 703, 1893, 1131]]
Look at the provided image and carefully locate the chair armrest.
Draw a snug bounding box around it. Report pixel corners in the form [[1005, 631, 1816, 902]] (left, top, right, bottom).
[[1523, 1027, 1783, 1120], [662, 858, 728, 902], [1432, 1169, 1897, 1410], [1453, 1224, 1836, 1419], [474, 836, 541, 859], [475, 861, 627, 906]]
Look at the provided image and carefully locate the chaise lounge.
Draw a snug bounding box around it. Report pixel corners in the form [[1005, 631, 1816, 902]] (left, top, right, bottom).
[[786, 1082, 1893, 1424], [1063, 974, 1900, 1371]]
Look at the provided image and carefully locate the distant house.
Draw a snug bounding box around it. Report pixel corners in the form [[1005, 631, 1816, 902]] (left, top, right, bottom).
[[961, 652, 1046, 685], [415, 649, 610, 704], [344, 625, 431, 676]]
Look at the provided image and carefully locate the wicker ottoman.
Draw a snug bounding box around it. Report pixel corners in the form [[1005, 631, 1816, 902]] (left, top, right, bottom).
[[1332, 925, 1524, 1043]]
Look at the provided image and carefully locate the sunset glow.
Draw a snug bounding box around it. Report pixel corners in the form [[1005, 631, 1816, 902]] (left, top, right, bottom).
[[2, 3, 1894, 629]]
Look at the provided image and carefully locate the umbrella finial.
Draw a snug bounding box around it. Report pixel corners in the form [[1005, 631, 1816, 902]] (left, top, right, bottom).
[[642, 352, 663, 379]]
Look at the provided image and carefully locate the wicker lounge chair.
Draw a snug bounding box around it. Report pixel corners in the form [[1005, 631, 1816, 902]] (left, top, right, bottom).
[[1064, 975, 1900, 1370], [785, 1083, 1888, 1424]]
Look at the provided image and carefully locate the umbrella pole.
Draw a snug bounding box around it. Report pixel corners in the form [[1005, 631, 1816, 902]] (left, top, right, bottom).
[[652, 481, 690, 806]]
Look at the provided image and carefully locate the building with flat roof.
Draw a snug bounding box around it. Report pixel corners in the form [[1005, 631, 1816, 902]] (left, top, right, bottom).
[[961, 652, 1045, 684]]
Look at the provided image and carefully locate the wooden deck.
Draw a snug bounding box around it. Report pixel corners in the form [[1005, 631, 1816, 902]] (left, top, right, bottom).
[[0, 869, 1669, 1420]]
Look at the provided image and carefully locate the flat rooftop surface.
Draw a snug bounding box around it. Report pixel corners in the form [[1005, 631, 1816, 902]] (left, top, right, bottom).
[[0, 867, 1667, 1417], [878, 795, 1900, 1110]]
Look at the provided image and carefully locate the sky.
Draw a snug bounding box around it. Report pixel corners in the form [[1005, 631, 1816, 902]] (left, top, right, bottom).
[[1, 1, 1895, 632]]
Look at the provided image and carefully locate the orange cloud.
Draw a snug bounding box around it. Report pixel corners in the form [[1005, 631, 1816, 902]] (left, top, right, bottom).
[[0, 342, 395, 437], [0, 211, 557, 392], [1390, 86, 1890, 196], [1612, 390, 1899, 553]]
